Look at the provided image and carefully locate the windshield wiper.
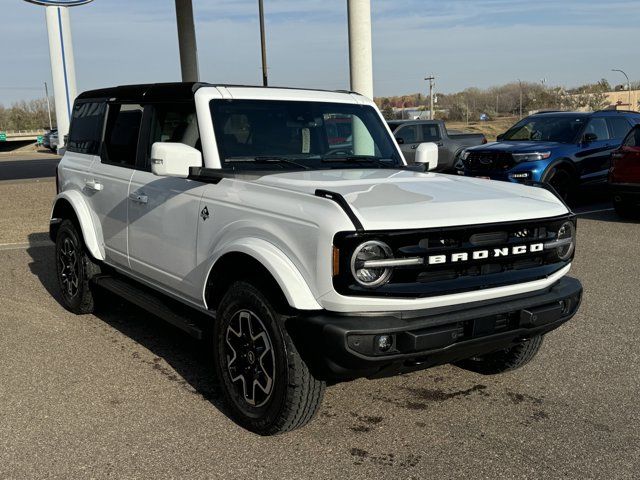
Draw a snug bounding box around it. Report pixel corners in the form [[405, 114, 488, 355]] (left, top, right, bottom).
[[226, 156, 311, 170], [321, 156, 395, 168]]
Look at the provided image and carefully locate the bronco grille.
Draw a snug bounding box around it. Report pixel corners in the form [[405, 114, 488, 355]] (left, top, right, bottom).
[[464, 151, 514, 171], [333, 216, 575, 298]]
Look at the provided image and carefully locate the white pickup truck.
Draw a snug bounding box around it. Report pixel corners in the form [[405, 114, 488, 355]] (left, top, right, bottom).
[[51, 83, 582, 435]]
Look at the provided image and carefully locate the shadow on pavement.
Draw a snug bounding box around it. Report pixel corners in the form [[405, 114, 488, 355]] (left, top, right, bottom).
[[25, 236, 226, 413]]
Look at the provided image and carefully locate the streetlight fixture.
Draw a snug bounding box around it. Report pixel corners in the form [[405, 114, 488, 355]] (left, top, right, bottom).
[[612, 69, 631, 109]]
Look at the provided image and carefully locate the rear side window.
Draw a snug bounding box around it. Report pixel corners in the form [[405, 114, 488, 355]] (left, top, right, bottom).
[[102, 104, 143, 167], [67, 101, 106, 155], [421, 124, 441, 142], [606, 117, 631, 139]]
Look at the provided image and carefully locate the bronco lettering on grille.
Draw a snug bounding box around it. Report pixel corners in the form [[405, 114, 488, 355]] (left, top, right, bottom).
[[428, 243, 544, 265]]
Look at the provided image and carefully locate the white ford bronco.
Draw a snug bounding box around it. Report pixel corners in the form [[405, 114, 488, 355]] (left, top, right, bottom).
[[51, 83, 582, 435]]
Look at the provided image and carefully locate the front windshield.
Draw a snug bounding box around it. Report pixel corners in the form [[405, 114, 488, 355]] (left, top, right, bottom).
[[502, 116, 586, 143], [210, 99, 402, 170]]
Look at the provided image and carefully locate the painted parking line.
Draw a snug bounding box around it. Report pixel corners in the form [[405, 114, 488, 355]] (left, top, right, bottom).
[[576, 207, 615, 216], [0, 240, 53, 251]]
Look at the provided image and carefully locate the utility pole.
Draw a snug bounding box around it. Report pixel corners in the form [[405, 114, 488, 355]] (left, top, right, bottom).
[[612, 69, 631, 109], [44, 81, 53, 130], [496, 94, 499, 115], [518, 79, 523, 119], [258, 0, 268, 86], [425, 75, 435, 120]]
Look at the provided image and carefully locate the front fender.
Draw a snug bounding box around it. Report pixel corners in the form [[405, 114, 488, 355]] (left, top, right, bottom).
[[51, 191, 104, 260], [204, 237, 322, 311]]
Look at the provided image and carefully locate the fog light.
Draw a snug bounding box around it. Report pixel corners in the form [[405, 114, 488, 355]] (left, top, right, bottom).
[[376, 335, 393, 352], [509, 172, 531, 179]]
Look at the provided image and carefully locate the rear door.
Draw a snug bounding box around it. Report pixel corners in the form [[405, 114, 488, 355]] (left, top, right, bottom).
[[394, 124, 420, 163], [87, 103, 142, 268], [127, 101, 206, 302]]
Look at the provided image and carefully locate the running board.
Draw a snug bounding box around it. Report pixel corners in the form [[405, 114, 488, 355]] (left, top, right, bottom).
[[92, 275, 205, 340]]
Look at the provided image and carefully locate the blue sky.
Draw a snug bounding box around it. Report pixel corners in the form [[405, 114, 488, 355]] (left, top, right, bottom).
[[2, 0, 639, 104]]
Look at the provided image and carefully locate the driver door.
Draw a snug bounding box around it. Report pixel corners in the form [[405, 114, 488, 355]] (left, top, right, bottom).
[[394, 124, 420, 163]]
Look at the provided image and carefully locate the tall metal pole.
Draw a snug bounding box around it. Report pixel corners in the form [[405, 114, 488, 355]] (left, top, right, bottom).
[[258, 0, 268, 86], [425, 75, 435, 120], [44, 81, 53, 130], [612, 69, 631, 109], [175, 0, 199, 82], [518, 79, 523, 119], [347, 0, 373, 99]]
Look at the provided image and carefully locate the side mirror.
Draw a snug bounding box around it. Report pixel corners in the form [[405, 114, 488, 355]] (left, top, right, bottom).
[[395, 137, 405, 145], [582, 132, 598, 143], [151, 142, 202, 178], [496, 133, 505, 141], [414, 142, 439, 171]]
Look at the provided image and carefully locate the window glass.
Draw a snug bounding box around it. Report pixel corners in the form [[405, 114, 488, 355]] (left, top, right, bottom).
[[146, 102, 200, 168], [623, 127, 640, 147], [421, 124, 441, 142], [102, 104, 143, 167], [606, 117, 631, 139], [584, 118, 610, 141], [210, 100, 401, 170], [503, 116, 585, 142], [68, 101, 106, 155], [395, 125, 419, 144]]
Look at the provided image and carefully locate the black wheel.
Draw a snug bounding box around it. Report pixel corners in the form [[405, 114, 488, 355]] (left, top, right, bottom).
[[214, 281, 325, 435], [455, 335, 544, 375], [55, 219, 100, 314], [544, 167, 574, 201]]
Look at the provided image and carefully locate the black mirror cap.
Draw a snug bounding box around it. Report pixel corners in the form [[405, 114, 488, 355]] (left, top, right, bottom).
[[583, 132, 598, 143], [395, 137, 405, 145]]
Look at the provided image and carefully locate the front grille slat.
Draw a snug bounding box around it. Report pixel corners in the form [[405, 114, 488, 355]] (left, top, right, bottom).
[[464, 151, 514, 171]]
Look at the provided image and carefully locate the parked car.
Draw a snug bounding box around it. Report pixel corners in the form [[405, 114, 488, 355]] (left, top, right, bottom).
[[459, 110, 640, 200], [387, 119, 486, 171], [42, 128, 57, 151], [609, 124, 640, 218], [51, 83, 582, 435]]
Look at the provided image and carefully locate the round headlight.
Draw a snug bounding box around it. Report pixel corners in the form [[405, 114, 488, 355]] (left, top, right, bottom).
[[350, 240, 393, 288], [555, 221, 575, 260]]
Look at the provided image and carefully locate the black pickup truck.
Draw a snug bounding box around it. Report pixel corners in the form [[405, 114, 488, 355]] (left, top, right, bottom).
[[388, 119, 486, 171]]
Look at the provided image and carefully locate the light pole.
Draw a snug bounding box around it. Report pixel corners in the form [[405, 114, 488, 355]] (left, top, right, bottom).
[[518, 79, 523, 119], [612, 69, 631, 109], [424, 75, 435, 120], [258, 0, 268, 86], [44, 81, 53, 130]]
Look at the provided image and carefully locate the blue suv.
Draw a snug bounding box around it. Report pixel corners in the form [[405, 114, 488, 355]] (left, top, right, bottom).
[[458, 110, 640, 199]]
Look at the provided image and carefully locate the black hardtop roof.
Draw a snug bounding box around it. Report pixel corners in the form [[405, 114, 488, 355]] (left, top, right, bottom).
[[76, 82, 359, 103]]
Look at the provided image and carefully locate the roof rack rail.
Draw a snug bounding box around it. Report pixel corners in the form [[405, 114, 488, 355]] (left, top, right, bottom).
[[594, 109, 639, 114]]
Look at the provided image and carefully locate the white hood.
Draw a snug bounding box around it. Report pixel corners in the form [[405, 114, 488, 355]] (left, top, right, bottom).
[[254, 169, 569, 230]]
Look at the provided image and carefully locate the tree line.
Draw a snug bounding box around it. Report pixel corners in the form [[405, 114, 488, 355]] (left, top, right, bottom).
[[376, 79, 636, 121], [0, 99, 54, 131]]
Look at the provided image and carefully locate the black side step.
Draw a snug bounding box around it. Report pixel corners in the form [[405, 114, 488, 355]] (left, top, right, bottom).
[[93, 275, 206, 340]]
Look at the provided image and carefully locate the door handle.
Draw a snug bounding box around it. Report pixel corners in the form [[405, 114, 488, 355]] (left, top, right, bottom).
[[411, 144, 419, 149], [128, 192, 148, 204], [85, 180, 103, 191]]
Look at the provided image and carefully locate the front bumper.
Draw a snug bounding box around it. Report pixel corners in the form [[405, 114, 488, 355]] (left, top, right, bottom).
[[289, 276, 582, 382]]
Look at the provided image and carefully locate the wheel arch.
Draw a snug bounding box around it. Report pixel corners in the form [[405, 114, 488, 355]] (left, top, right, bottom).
[[50, 191, 104, 261], [203, 239, 322, 313], [541, 158, 577, 181]]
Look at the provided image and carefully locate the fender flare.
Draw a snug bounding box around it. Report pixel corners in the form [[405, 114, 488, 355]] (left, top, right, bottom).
[[540, 158, 577, 182], [204, 237, 322, 311], [50, 191, 105, 260]]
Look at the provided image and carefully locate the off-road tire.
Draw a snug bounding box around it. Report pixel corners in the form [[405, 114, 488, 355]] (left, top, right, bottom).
[[214, 281, 325, 435], [55, 219, 100, 314], [455, 335, 544, 375]]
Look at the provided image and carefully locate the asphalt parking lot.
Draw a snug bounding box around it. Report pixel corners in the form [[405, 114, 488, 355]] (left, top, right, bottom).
[[1, 154, 639, 479]]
